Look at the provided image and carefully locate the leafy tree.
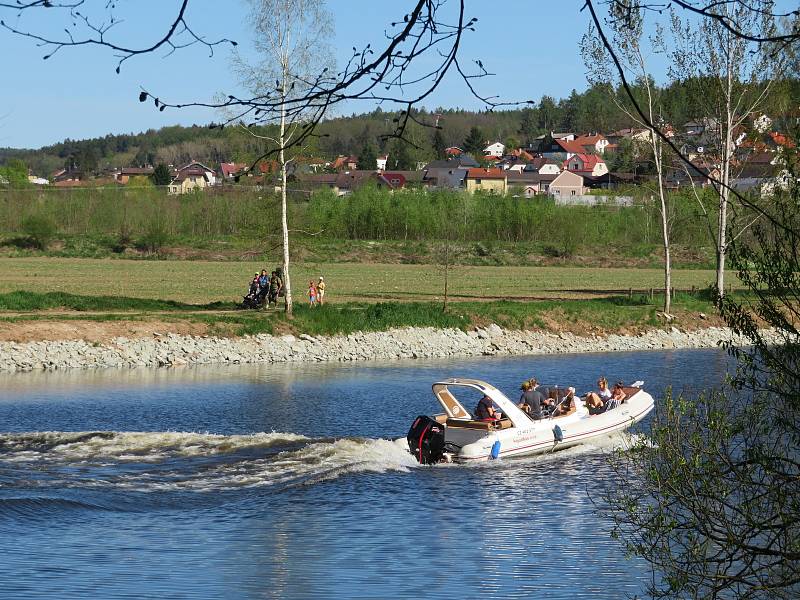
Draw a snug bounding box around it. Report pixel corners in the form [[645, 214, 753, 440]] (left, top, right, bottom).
[[518, 108, 539, 145], [151, 163, 172, 186], [606, 148, 800, 599], [462, 126, 484, 156], [232, 0, 332, 316], [388, 138, 414, 170], [357, 139, 378, 170], [0, 159, 29, 187], [537, 96, 559, 131], [431, 128, 446, 159]]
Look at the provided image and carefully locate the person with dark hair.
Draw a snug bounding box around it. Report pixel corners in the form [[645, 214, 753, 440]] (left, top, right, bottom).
[[257, 269, 270, 303], [474, 395, 497, 421], [267, 270, 282, 308], [518, 378, 545, 420]]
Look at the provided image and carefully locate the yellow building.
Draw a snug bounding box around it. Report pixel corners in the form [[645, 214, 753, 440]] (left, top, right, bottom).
[[464, 168, 507, 194]]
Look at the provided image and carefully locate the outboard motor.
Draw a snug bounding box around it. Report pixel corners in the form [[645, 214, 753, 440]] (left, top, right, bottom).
[[407, 415, 445, 465]]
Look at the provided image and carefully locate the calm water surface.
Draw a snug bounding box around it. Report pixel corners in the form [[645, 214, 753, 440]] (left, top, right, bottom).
[[0, 349, 732, 599]]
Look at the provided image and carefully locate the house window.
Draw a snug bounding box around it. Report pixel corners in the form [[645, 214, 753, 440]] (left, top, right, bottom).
[[391, 178, 400, 185], [571, 190, 576, 195], [475, 178, 482, 184]]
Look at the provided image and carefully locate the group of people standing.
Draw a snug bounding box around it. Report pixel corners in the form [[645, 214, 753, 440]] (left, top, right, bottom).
[[244, 269, 327, 309]]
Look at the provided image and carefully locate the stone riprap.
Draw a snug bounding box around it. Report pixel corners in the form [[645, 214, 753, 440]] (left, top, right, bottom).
[[0, 326, 782, 373]]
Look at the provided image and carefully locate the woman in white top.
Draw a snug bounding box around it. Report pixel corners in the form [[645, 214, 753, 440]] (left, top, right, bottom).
[[585, 376, 612, 414]]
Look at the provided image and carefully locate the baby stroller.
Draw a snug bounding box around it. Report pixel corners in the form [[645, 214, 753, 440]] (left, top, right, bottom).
[[239, 280, 266, 309]]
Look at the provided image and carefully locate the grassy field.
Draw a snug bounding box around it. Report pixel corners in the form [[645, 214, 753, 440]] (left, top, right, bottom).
[[0, 257, 735, 304]]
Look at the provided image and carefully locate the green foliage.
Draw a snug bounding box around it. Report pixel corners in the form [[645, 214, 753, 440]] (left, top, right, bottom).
[[462, 126, 485, 155], [137, 221, 170, 254], [357, 139, 378, 171], [0, 158, 30, 187], [151, 163, 172, 186], [20, 214, 57, 249], [0, 290, 228, 312], [431, 128, 446, 159]]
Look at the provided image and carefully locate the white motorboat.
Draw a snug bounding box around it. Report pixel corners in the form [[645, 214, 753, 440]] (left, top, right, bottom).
[[406, 378, 654, 464]]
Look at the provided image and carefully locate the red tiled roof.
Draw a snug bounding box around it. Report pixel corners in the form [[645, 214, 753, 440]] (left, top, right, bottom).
[[220, 162, 247, 177], [769, 132, 795, 148], [574, 134, 606, 146], [564, 153, 605, 172], [556, 139, 586, 154], [466, 168, 505, 179]]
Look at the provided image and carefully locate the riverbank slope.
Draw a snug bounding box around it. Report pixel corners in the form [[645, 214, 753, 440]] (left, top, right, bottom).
[[0, 325, 775, 373]]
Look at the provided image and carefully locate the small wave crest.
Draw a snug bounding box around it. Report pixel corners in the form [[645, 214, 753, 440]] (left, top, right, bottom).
[[0, 496, 115, 521]]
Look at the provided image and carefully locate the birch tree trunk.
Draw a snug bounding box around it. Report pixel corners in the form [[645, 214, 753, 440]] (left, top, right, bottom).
[[279, 59, 293, 315]]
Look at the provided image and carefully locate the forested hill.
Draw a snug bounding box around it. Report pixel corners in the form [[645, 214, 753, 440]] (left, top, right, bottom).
[[2, 79, 799, 176]]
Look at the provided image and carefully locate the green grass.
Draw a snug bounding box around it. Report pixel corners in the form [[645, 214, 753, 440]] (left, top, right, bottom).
[[0, 257, 734, 305], [0, 291, 231, 312], [0, 291, 723, 338]]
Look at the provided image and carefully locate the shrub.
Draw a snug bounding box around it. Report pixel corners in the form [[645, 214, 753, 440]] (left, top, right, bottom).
[[137, 223, 169, 254], [21, 214, 58, 249]]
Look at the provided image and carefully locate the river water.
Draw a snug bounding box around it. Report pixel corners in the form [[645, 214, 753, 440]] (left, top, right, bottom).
[[0, 349, 731, 599]]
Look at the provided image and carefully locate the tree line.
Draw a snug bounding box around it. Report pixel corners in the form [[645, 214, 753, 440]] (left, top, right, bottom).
[[3, 78, 798, 179]]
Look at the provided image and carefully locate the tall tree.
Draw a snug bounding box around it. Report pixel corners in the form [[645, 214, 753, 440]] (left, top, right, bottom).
[[357, 139, 378, 170], [232, 0, 332, 316], [670, 1, 783, 297], [462, 126, 484, 156], [584, 7, 675, 315], [606, 141, 800, 600], [431, 128, 447, 159], [151, 163, 172, 186]]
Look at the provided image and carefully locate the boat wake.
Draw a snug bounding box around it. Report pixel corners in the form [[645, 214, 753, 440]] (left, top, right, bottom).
[[0, 429, 649, 502], [0, 430, 419, 494]]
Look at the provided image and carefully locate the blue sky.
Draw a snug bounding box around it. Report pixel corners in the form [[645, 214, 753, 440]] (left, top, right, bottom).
[[0, 1, 641, 149]]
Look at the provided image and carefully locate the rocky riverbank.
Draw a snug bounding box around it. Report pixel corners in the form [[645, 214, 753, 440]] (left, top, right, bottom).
[[0, 325, 781, 373]]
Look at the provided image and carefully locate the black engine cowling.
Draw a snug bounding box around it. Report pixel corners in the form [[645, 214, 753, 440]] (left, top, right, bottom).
[[407, 415, 445, 464]]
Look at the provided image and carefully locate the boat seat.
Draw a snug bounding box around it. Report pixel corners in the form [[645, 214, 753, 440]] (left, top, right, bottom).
[[446, 418, 511, 430]]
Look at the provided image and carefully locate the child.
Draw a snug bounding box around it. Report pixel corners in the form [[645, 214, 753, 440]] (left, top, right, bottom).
[[308, 280, 318, 307]]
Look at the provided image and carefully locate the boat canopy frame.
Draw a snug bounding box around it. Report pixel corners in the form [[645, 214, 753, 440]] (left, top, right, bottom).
[[431, 378, 531, 427]]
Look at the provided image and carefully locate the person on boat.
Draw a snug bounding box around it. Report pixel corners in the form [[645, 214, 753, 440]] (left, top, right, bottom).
[[585, 377, 612, 414], [518, 378, 545, 420], [553, 387, 576, 416], [610, 381, 627, 404], [474, 395, 497, 421]]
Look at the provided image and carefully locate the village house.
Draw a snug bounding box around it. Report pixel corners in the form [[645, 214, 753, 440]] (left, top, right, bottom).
[[464, 168, 507, 194], [444, 146, 463, 156], [115, 167, 154, 184], [573, 133, 610, 155], [606, 128, 652, 146], [167, 162, 216, 194], [548, 170, 587, 197], [220, 162, 247, 180], [564, 153, 609, 177], [541, 138, 585, 161], [483, 141, 505, 157], [376, 154, 388, 171], [331, 155, 359, 171], [506, 171, 558, 197]]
